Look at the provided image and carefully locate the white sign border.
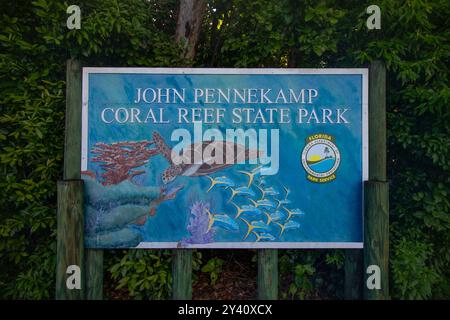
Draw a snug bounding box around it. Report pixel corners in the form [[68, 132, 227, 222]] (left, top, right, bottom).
[[81, 68, 368, 249]]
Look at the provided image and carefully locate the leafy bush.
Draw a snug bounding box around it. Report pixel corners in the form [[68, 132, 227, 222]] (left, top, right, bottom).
[[391, 239, 439, 299], [280, 250, 345, 300], [108, 250, 202, 299], [288, 264, 316, 300], [109, 250, 173, 299], [201, 257, 224, 286]]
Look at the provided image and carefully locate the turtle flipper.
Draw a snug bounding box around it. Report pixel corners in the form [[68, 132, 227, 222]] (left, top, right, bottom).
[[161, 165, 183, 184], [153, 132, 173, 164]]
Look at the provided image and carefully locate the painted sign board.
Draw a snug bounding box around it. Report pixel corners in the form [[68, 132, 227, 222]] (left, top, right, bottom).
[[81, 68, 367, 249]]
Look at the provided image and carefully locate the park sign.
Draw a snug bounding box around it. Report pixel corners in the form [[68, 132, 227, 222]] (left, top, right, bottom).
[[81, 68, 368, 249]]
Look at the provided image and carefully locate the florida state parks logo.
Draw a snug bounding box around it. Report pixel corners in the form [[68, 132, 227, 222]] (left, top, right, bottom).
[[301, 134, 340, 183]]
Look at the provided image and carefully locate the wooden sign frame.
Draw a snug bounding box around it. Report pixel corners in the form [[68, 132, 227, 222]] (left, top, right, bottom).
[[56, 60, 388, 300]]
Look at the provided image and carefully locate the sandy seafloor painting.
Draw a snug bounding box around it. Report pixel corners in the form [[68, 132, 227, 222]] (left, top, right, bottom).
[[82, 72, 364, 248]]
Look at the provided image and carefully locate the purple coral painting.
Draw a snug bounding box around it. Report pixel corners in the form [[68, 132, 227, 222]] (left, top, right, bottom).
[[179, 201, 215, 247]]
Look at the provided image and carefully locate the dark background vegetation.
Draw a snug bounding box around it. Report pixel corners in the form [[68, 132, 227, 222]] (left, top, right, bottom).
[[0, 0, 448, 299]]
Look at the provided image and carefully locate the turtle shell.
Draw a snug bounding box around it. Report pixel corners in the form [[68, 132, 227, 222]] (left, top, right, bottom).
[[175, 140, 262, 176]]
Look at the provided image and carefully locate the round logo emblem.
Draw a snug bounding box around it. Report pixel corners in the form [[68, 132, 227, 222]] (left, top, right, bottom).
[[301, 134, 340, 183]]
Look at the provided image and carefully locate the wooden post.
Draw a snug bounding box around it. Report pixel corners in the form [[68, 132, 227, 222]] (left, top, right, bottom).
[[363, 60, 389, 300], [56, 59, 104, 299], [56, 180, 85, 299], [56, 59, 85, 300], [63, 59, 82, 180], [258, 249, 278, 300], [368, 61, 387, 181], [86, 250, 104, 300], [172, 250, 192, 299], [364, 181, 389, 299], [344, 250, 362, 299]]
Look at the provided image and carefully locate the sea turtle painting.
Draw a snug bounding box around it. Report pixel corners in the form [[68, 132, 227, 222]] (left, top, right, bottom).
[[152, 132, 263, 184]]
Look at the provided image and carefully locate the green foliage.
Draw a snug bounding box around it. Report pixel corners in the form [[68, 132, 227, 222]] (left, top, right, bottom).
[[200, 0, 346, 67], [391, 239, 439, 299], [280, 250, 344, 299], [325, 251, 345, 269], [108, 250, 172, 299], [108, 250, 202, 299], [1, 0, 448, 299], [201, 257, 224, 286], [288, 263, 316, 300]]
